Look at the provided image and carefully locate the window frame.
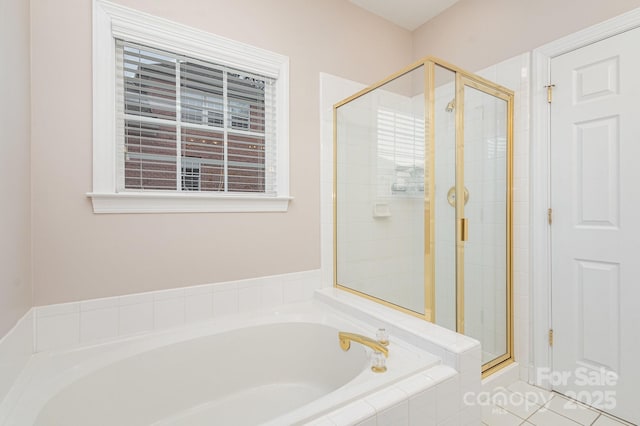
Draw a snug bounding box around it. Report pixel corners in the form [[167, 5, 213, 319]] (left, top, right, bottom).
[[89, 0, 291, 213]]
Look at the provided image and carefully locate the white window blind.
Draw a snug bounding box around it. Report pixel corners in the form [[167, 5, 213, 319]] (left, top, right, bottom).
[[116, 40, 277, 195], [377, 107, 425, 196]]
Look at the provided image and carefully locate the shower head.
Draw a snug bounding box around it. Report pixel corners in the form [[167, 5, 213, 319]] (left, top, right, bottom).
[[445, 99, 455, 112]]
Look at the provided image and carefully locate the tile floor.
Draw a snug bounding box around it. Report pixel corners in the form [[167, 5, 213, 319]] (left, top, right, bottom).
[[482, 381, 635, 426]]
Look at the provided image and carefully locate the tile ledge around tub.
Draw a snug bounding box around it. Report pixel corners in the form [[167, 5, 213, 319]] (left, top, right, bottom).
[[309, 366, 459, 426], [33, 269, 322, 353], [315, 288, 480, 356]]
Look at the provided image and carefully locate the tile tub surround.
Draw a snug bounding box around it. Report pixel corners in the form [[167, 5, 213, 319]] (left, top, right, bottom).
[[0, 270, 317, 420], [1, 294, 479, 426], [316, 288, 482, 425], [305, 365, 464, 426], [32, 269, 321, 352]]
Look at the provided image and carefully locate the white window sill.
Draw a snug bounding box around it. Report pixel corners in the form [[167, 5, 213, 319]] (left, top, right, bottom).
[[87, 192, 293, 213]]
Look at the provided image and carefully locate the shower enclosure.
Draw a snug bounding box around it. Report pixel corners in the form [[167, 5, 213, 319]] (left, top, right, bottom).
[[334, 58, 513, 376]]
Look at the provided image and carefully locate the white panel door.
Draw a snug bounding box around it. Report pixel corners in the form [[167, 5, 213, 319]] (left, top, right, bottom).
[[551, 26, 640, 424]]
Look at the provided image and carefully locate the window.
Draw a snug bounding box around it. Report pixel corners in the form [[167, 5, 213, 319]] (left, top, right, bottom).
[[377, 107, 425, 197], [119, 41, 270, 194], [90, 0, 290, 213], [181, 159, 201, 191]]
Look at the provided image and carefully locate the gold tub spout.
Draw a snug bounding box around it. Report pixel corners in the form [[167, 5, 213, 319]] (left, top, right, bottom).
[[338, 332, 389, 358]]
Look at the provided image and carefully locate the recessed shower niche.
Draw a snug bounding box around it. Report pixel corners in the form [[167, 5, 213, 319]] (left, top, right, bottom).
[[334, 57, 514, 375]]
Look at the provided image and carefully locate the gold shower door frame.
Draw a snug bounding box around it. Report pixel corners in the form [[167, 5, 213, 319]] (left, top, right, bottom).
[[333, 57, 514, 376]]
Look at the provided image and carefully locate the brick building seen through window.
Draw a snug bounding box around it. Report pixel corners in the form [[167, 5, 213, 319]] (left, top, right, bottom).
[[120, 41, 270, 193]]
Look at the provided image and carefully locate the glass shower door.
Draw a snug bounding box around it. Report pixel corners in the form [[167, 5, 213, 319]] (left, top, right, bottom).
[[460, 78, 512, 369]]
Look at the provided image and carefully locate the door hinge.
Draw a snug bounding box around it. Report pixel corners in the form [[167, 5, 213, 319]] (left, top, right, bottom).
[[547, 208, 553, 225], [548, 329, 554, 346], [545, 84, 556, 103]]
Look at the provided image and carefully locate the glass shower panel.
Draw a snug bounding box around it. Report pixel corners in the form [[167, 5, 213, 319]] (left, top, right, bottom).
[[433, 65, 457, 331], [462, 84, 508, 365], [336, 66, 426, 314]]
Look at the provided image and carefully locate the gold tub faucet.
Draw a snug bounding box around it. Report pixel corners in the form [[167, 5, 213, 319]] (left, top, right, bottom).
[[338, 332, 389, 356], [338, 332, 389, 372]]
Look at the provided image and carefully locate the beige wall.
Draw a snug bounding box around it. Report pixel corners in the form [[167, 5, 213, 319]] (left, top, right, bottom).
[[27, 0, 640, 307], [30, 0, 412, 305], [0, 0, 32, 335], [413, 0, 640, 71]]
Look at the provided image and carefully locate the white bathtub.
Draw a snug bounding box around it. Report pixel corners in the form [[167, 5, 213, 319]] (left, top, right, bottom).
[[4, 300, 441, 425]]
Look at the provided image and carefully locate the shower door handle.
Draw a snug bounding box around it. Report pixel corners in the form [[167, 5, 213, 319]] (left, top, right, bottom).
[[424, 204, 430, 256], [460, 218, 469, 242]]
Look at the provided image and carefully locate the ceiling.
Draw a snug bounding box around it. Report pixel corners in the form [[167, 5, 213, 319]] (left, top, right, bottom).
[[349, 0, 460, 31]]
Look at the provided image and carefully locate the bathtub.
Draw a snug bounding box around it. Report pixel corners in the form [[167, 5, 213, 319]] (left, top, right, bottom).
[[3, 300, 441, 425]]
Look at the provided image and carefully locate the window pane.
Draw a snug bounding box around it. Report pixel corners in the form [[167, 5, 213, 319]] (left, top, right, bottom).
[[116, 40, 277, 195], [180, 62, 224, 127], [227, 72, 265, 132], [181, 160, 201, 191], [182, 128, 225, 192], [227, 133, 265, 192], [123, 46, 176, 120], [124, 121, 177, 190], [229, 99, 250, 130]]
